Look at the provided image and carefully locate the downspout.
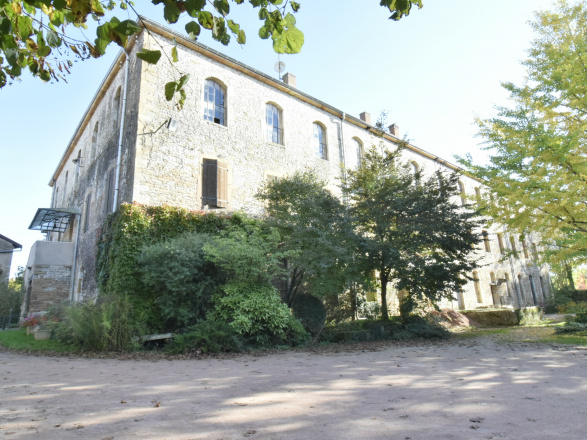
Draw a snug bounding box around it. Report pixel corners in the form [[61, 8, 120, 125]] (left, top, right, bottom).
[[340, 112, 348, 206], [113, 49, 130, 212]]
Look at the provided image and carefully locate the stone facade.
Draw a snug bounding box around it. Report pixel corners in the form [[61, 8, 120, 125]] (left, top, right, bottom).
[[0, 234, 22, 283], [35, 18, 549, 312]]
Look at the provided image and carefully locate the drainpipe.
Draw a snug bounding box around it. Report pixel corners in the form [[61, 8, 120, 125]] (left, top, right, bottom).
[[339, 112, 348, 206], [113, 50, 130, 212]]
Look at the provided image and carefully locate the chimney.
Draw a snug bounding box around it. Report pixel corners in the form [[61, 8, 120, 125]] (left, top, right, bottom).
[[283, 73, 296, 88], [388, 123, 399, 137], [359, 112, 371, 125]]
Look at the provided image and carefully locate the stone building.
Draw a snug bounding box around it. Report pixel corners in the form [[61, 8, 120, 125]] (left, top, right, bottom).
[[0, 234, 22, 283], [23, 18, 550, 316]]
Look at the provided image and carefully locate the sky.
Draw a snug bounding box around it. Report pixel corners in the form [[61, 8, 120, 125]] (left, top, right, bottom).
[[0, 0, 557, 276]]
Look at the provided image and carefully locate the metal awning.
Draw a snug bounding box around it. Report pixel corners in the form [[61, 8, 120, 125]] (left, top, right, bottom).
[[28, 208, 80, 233]]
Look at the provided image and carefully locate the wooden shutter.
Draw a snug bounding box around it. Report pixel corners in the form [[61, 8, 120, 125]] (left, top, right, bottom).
[[202, 159, 218, 207], [217, 161, 229, 208]]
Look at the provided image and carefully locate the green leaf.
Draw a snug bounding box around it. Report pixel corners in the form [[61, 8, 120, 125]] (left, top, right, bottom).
[[171, 46, 178, 62], [213, 0, 229, 17], [49, 10, 65, 26], [163, 2, 181, 24], [227, 19, 239, 34], [185, 0, 206, 17], [17, 16, 33, 39], [4, 47, 18, 66], [136, 49, 162, 64], [0, 18, 12, 34], [185, 21, 201, 39], [115, 19, 141, 36], [290, 1, 300, 12], [198, 11, 214, 29], [284, 12, 296, 27], [258, 7, 269, 19], [177, 73, 190, 90], [258, 26, 270, 39], [272, 27, 304, 54], [237, 29, 246, 44], [165, 81, 177, 101], [46, 30, 62, 48]]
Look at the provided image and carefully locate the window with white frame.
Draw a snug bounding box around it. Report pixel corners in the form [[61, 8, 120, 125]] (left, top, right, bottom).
[[266, 103, 283, 144], [204, 79, 226, 125], [314, 122, 327, 159], [353, 138, 363, 168]]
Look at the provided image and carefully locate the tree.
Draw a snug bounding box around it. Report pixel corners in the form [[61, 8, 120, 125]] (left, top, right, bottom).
[[257, 171, 365, 307], [458, 0, 587, 267], [0, 0, 423, 93], [345, 146, 481, 320]]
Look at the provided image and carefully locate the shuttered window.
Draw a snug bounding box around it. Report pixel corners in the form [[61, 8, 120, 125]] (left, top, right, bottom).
[[104, 168, 116, 213], [83, 193, 92, 232], [202, 159, 228, 208]]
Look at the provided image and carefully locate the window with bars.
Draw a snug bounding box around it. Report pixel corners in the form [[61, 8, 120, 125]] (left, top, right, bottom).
[[203, 79, 226, 125], [202, 158, 229, 208], [314, 122, 327, 159], [266, 103, 283, 144]]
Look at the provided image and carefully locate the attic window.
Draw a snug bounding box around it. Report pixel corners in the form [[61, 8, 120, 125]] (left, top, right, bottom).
[[202, 159, 228, 208]]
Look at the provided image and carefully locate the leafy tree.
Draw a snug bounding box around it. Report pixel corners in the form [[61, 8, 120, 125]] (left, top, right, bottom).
[[0, 0, 423, 93], [257, 171, 367, 307], [458, 0, 587, 267], [344, 146, 481, 320]]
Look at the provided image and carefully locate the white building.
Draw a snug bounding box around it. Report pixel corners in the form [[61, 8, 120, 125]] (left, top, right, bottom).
[[22, 18, 549, 317]]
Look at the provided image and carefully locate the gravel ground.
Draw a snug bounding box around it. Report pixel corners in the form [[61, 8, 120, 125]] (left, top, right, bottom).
[[1, 333, 587, 440]]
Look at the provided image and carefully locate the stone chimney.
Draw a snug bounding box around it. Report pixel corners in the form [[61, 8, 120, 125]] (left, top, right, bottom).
[[388, 123, 400, 136], [283, 73, 296, 88], [359, 112, 371, 125]]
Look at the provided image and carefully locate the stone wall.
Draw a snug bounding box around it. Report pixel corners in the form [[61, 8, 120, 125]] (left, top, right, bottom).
[[0, 238, 14, 282], [26, 265, 71, 314]]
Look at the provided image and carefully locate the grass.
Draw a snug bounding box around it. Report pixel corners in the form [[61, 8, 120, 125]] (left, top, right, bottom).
[[0, 328, 78, 353]]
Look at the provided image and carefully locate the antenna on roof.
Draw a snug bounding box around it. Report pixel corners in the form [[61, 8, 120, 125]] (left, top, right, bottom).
[[274, 60, 286, 81]]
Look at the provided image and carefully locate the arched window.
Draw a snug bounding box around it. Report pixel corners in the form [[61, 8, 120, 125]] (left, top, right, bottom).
[[314, 123, 327, 159], [411, 161, 420, 184], [474, 186, 481, 203], [63, 171, 68, 205], [353, 138, 363, 168], [204, 79, 226, 125], [91, 122, 99, 161], [113, 86, 121, 128], [266, 103, 283, 144], [458, 180, 466, 206]]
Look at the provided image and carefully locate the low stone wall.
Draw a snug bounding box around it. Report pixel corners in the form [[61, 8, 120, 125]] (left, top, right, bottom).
[[28, 265, 71, 314], [460, 309, 519, 327]]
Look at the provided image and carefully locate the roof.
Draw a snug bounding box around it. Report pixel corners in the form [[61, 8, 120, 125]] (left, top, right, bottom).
[[49, 17, 480, 186], [28, 208, 81, 233], [0, 234, 22, 250]]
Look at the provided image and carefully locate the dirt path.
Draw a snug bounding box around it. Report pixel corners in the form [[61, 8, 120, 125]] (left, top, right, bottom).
[[1, 336, 586, 440]]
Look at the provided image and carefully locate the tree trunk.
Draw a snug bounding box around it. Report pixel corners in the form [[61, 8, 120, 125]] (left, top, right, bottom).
[[565, 261, 575, 291], [380, 272, 389, 321]]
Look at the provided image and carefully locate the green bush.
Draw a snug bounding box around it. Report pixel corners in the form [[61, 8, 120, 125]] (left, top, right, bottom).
[[291, 294, 326, 339], [516, 306, 543, 325], [211, 282, 293, 346], [0, 281, 21, 320], [166, 320, 244, 354], [575, 311, 587, 324], [139, 232, 223, 331], [51, 295, 142, 351]]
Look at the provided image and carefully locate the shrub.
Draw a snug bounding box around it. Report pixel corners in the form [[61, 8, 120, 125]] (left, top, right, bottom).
[[52, 295, 142, 351], [166, 320, 244, 354], [291, 294, 326, 339], [516, 306, 543, 325], [0, 282, 21, 320], [211, 282, 293, 346], [139, 232, 223, 331]]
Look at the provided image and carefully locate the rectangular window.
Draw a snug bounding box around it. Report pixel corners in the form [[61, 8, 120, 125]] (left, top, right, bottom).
[[521, 238, 529, 259], [104, 168, 116, 213], [509, 235, 518, 258], [202, 159, 229, 208], [482, 230, 491, 252], [497, 233, 505, 255], [83, 193, 92, 232]]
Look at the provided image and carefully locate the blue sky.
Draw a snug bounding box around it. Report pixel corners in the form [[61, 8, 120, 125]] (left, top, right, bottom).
[[0, 0, 556, 276]]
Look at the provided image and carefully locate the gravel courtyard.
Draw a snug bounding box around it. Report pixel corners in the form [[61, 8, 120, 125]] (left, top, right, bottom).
[[1, 336, 586, 440]]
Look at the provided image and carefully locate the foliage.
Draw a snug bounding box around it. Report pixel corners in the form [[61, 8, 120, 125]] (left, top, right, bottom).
[[0, 327, 77, 352], [320, 315, 449, 343], [257, 171, 366, 306], [166, 319, 243, 354], [8, 266, 24, 292], [0, 281, 20, 318], [96, 203, 250, 332], [291, 293, 326, 339], [457, 0, 587, 267], [516, 306, 543, 326], [210, 281, 297, 346], [51, 294, 142, 351], [139, 232, 223, 331], [20, 313, 47, 328], [344, 146, 482, 320], [0, 1, 421, 98]]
